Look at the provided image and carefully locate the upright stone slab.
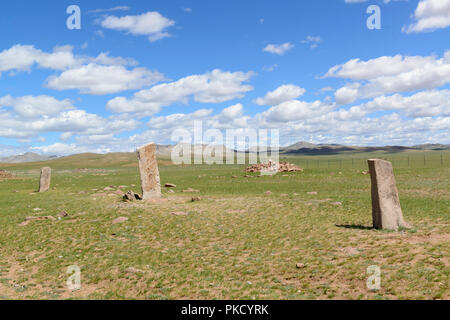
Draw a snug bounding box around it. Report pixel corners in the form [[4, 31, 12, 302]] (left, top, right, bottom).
[[137, 143, 161, 200], [39, 167, 51, 193], [368, 159, 408, 230]]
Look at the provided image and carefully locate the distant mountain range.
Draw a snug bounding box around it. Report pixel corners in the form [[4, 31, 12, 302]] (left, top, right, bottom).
[[0, 152, 58, 163], [0, 142, 448, 164]]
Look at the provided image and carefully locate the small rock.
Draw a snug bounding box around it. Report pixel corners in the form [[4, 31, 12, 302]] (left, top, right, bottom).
[[57, 211, 69, 217], [123, 191, 142, 202], [183, 188, 199, 193], [331, 202, 342, 206], [307, 192, 318, 195], [264, 191, 273, 195], [296, 263, 306, 269], [167, 190, 175, 194], [172, 211, 189, 216], [33, 208, 42, 212], [191, 197, 202, 202], [112, 217, 129, 224], [104, 187, 114, 191], [231, 175, 238, 179], [18, 221, 30, 227], [165, 183, 177, 188]]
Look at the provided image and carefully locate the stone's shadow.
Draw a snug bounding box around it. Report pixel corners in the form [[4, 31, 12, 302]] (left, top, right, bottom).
[[336, 224, 374, 230]]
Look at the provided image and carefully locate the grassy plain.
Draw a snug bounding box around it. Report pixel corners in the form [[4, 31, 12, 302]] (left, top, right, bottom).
[[0, 150, 448, 299]]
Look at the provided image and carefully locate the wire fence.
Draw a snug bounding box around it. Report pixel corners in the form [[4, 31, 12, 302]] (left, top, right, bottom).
[[281, 153, 449, 170]]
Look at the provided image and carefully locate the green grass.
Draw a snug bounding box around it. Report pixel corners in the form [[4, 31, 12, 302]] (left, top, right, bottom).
[[0, 150, 448, 300]]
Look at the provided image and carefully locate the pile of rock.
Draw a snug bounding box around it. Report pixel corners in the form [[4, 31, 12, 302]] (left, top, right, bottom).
[[244, 161, 304, 173], [0, 170, 14, 179]]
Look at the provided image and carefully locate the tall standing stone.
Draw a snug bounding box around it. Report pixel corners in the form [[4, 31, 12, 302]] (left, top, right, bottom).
[[368, 159, 408, 230], [137, 143, 161, 200], [39, 167, 51, 193]]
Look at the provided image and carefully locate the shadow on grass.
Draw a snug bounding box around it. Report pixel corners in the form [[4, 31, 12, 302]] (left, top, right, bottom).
[[336, 224, 374, 230]]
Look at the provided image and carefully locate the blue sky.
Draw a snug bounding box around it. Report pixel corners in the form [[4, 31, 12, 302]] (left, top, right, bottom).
[[0, 0, 449, 155]]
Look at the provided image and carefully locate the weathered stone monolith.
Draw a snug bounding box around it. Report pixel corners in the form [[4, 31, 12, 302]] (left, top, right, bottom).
[[39, 167, 51, 193], [368, 159, 409, 230], [137, 143, 161, 200]]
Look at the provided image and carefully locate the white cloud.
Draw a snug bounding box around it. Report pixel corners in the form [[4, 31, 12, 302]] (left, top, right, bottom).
[[254, 84, 306, 106], [403, 0, 450, 33], [261, 100, 335, 122], [107, 69, 254, 116], [327, 51, 450, 104], [263, 43, 294, 55], [263, 64, 278, 72], [0, 97, 140, 141], [302, 36, 322, 49], [0, 95, 74, 118], [46, 64, 165, 95], [100, 11, 175, 42], [0, 45, 75, 74], [88, 6, 130, 14], [363, 90, 450, 117]]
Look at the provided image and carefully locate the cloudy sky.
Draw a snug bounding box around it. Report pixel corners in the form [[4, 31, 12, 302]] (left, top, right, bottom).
[[0, 0, 449, 155]]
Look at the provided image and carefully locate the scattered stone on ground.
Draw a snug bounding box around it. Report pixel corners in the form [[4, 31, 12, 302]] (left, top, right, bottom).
[[191, 197, 202, 202], [57, 211, 69, 217], [183, 188, 200, 193], [118, 185, 128, 189], [307, 192, 318, 195], [115, 190, 124, 195], [165, 183, 176, 188], [112, 217, 129, 224], [123, 191, 143, 202], [331, 202, 342, 206], [296, 263, 306, 269], [172, 211, 189, 216], [167, 190, 175, 194], [362, 170, 370, 175], [104, 187, 114, 191], [33, 208, 42, 212], [264, 191, 273, 195], [245, 161, 304, 173]]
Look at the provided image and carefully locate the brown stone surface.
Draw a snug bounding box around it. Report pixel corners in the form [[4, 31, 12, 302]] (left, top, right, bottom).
[[368, 159, 409, 230], [137, 143, 161, 200], [38, 167, 51, 192]]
